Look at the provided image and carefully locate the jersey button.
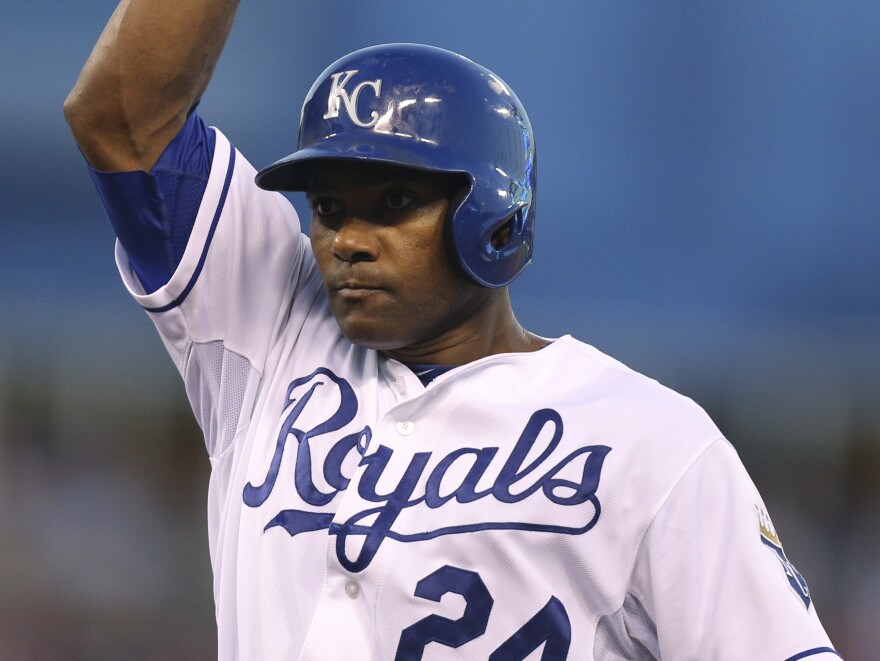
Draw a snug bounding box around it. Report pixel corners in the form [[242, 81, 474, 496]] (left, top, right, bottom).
[[396, 420, 415, 436], [345, 579, 361, 599]]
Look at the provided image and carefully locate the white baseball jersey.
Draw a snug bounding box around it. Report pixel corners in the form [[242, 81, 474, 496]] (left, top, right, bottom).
[[115, 129, 840, 660]]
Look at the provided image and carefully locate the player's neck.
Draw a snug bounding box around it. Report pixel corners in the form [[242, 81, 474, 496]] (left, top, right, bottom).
[[383, 293, 546, 366]]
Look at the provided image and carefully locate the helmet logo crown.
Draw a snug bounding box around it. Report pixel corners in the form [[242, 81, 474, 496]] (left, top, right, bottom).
[[323, 70, 382, 128]]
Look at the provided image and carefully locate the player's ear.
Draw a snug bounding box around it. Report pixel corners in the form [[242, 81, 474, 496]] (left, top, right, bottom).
[[490, 216, 515, 250]]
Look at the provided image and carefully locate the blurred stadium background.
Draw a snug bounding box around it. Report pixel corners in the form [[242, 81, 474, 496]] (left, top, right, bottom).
[[2, 1, 878, 658]]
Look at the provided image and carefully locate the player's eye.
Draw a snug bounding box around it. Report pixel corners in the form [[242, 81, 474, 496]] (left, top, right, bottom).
[[384, 191, 414, 210], [312, 198, 343, 216]]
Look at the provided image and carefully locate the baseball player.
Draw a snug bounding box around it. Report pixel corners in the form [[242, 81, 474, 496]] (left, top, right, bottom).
[[65, 1, 842, 659]]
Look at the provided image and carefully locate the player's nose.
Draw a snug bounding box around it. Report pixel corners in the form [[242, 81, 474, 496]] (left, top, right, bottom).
[[331, 215, 380, 264]]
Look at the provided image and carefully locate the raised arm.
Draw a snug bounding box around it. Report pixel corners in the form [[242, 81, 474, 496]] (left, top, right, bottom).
[[63, 0, 240, 172]]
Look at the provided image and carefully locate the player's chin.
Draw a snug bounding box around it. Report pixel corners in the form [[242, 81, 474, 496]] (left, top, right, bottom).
[[330, 305, 411, 351], [338, 322, 410, 351]]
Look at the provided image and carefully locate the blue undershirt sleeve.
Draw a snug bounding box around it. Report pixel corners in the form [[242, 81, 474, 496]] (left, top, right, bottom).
[[87, 111, 216, 293]]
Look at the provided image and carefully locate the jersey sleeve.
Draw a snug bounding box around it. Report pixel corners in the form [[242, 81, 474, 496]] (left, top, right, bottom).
[[630, 439, 841, 661], [115, 127, 324, 459], [88, 111, 215, 293]]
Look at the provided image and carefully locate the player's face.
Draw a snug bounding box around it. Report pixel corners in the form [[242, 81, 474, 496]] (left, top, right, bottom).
[[307, 161, 493, 358]]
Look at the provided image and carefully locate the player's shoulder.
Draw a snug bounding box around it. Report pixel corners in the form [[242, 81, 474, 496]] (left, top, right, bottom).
[[551, 335, 702, 401], [548, 334, 638, 374], [548, 334, 721, 440]]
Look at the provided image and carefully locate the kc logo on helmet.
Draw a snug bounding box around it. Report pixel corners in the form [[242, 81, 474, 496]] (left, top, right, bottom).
[[323, 70, 382, 128]]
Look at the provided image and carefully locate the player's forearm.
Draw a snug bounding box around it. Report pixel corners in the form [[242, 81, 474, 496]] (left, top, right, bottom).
[[64, 0, 240, 172]]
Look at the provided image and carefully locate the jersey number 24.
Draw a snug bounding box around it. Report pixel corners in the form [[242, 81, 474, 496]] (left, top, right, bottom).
[[395, 565, 571, 660]]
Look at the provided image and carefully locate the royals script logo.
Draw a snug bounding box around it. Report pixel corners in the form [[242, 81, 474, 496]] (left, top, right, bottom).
[[323, 69, 382, 128], [242, 368, 611, 572]]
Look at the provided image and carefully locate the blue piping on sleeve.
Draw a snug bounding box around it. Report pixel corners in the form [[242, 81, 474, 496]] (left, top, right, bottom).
[[144, 145, 236, 313], [784, 647, 843, 661]]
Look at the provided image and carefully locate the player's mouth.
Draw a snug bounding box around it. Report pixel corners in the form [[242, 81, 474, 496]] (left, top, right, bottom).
[[331, 280, 386, 300]]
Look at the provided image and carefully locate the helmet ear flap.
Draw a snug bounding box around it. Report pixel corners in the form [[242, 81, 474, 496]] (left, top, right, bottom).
[[450, 201, 532, 288], [443, 178, 475, 278]]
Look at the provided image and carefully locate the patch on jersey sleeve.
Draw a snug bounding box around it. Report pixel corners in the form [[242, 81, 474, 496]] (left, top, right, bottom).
[[755, 503, 811, 609]]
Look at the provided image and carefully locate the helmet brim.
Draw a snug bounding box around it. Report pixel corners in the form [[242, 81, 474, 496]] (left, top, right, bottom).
[[255, 142, 465, 192]]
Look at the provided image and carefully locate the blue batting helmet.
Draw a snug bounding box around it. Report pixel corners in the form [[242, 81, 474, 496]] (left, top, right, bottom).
[[255, 43, 537, 288]]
